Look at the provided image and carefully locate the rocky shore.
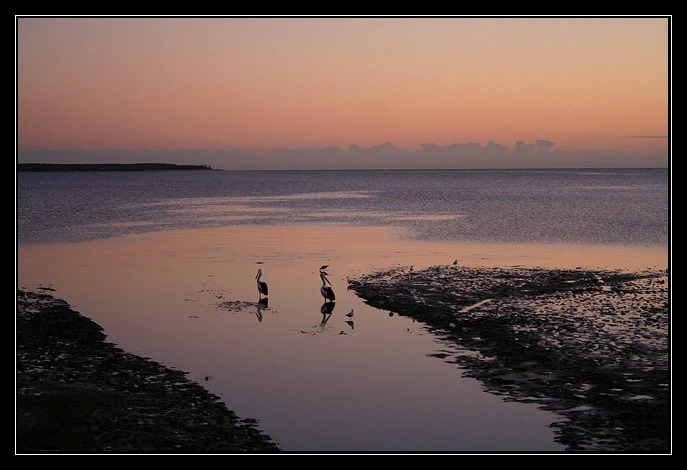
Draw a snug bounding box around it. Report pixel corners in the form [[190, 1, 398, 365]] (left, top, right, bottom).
[[16, 288, 280, 454], [347, 265, 671, 454]]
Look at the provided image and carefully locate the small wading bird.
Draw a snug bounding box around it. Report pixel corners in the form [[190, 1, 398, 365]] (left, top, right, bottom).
[[256, 268, 268, 299], [345, 310, 354, 329], [320, 269, 336, 303]]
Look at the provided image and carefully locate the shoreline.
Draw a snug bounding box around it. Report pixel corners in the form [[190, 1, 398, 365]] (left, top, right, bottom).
[[17, 163, 217, 172], [16, 262, 671, 453], [16, 226, 670, 453], [348, 264, 671, 453], [16, 288, 280, 454]]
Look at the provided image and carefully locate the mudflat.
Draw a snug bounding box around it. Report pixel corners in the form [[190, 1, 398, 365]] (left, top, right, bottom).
[[16, 263, 670, 454], [16, 289, 280, 454], [347, 265, 670, 453]]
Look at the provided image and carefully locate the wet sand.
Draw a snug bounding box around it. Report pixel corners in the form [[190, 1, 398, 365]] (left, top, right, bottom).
[[348, 264, 670, 453]]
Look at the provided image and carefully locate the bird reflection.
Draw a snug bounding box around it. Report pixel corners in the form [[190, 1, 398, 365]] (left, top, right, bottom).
[[321, 301, 335, 314], [320, 301, 335, 325], [345, 320, 354, 330], [256, 297, 268, 322]]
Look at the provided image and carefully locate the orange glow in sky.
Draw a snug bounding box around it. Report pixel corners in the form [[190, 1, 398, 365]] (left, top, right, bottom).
[[16, 16, 670, 169]]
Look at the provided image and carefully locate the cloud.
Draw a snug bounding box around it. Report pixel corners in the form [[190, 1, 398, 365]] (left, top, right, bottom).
[[514, 141, 535, 153], [535, 140, 556, 149], [484, 141, 509, 155], [17, 138, 668, 170]]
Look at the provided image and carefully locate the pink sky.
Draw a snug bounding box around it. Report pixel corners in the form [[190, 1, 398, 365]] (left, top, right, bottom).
[[16, 16, 670, 169]]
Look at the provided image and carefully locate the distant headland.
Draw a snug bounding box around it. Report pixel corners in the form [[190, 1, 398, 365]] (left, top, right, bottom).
[[17, 163, 218, 172]]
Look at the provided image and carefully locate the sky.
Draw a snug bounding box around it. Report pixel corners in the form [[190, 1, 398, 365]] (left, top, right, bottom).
[[16, 16, 671, 170]]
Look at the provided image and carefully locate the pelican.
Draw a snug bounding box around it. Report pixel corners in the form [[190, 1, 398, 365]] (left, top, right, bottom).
[[320, 271, 335, 302], [256, 268, 268, 299]]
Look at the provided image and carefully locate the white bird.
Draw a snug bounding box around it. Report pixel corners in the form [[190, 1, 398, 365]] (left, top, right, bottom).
[[346, 309, 354, 318], [256, 268, 268, 299], [320, 271, 336, 302]]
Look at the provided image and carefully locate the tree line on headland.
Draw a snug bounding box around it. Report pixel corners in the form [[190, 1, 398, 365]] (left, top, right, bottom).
[[17, 163, 216, 172]]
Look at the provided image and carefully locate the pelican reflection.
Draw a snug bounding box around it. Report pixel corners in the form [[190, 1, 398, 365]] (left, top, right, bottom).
[[256, 297, 268, 322], [320, 301, 335, 325]]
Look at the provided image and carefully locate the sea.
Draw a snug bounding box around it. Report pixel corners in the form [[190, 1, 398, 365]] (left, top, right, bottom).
[[16, 168, 669, 247], [16, 168, 670, 453]]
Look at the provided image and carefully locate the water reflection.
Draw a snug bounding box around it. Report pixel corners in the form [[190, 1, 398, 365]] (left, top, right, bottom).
[[19, 224, 650, 451], [256, 297, 268, 322], [320, 301, 335, 325]]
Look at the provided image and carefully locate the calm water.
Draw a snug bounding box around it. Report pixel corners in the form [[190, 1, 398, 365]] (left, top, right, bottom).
[[16, 168, 670, 453], [17, 168, 669, 248]]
